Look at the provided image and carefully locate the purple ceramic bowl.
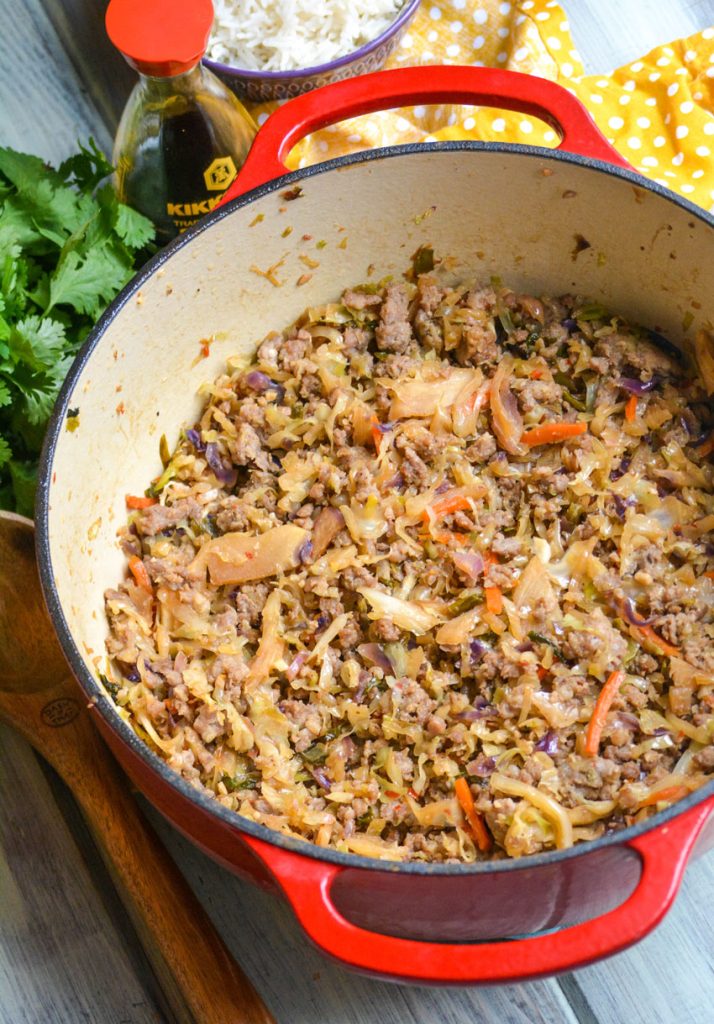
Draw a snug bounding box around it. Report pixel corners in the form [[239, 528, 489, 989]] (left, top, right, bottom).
[[204, 0, 422, 103]]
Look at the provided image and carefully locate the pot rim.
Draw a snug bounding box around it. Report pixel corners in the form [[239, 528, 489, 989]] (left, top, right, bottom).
[[37, 140, 714, 878]]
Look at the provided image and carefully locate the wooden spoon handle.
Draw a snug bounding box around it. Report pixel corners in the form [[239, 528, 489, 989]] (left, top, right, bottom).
[[73, 730, 275, 1024], [39, 692, 275, 1024], [0, 513, 274, 1024]]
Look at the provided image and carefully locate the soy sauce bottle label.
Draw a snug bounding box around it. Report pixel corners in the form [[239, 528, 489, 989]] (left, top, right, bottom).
[[167, 156, 238, 232], [107, 0, 258, 243]]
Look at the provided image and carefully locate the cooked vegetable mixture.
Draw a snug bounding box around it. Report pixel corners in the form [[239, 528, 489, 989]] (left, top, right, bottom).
[[105, 264, 714, 861]]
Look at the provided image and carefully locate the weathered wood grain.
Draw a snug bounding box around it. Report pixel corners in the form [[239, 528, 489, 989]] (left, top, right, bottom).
[[569, 0, 714, 73], [0, 726, 162, 1024], [0, 0, 111, 162], [568, 853, 714, 1024], [0, 514, 275, 1024], [42, 0, 134, 134]]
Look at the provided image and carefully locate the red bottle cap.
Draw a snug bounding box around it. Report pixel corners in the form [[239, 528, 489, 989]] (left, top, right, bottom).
[[106, 0, 214, 77]]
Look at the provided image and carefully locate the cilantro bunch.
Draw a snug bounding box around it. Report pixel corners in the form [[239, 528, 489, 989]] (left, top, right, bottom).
[[0, 140, 155, 515]]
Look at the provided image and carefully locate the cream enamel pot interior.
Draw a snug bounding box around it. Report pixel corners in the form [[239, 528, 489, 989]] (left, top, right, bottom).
[[37, 68, 714, 984]]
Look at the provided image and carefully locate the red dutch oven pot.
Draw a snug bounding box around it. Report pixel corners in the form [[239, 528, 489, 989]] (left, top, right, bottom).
[[37, 67, 714, 985]]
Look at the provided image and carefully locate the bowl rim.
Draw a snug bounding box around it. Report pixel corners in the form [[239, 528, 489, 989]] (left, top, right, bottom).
[[203, 0, 421, 82], [37, 140, 714, 879]]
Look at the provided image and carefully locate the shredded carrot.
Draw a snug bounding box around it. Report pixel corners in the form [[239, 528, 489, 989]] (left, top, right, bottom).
[[584, 669, 625, 756], [696, 435, 714, 458], [432, 493, 472, 518], [454, 777, 492, 852], [521, 421, 587, 446], [537, 666, 549, 682], [483, 552, 502, 614], [128, 555, 153, 594], [624, 395, 638, 422], [637, 784, 690, 808], [369, 415, 383, 453], [530, 368, 544, 380], [636, 624, 681, 658], [704, 571, 714, 580], [484, 585, 503, 615], [125, 495, 158, 509]]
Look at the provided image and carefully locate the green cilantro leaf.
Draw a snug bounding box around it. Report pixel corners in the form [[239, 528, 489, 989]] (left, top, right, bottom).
[[59, 137, 113, 192], [115, 202, 156, 251], [48, 245, 130, 319], [0, 139, 156, 513]]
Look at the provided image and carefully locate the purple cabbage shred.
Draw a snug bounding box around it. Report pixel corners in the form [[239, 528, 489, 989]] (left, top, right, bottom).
[[298, 539, 314, 564], [245, 370, 285, 401], [312, 768, 332, 791], [205, 443, 238, 487], [618, 375, 658, 395], [534, 730, 559, 755], [185, 428, 206, 452], [469, 639, 487, 665]]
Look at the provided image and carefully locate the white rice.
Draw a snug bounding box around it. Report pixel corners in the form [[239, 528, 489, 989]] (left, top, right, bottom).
[[207, 0, 405, 72]]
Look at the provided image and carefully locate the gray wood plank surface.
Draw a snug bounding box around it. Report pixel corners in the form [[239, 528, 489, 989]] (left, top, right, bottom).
[[0, 727, 162, 1024], [42, 0, 135, 134], [0, 0, 111, 162], [570, 853, 714, 1024], [569, 0, 714, 73]]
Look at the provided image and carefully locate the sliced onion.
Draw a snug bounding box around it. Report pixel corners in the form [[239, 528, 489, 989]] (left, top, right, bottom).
[[452, 550, 484, 581], [311, 768, 332, 792], [489, 360, 526, 456], [357, 643, 394, 675], [297, 539, 314, 564], [611, 712, 640, 731], [620, 596, 654, 627], [286, 651, 308, 681], [465, 755, 496, 776], [457, 698, 496, 721], [435, 605, 482, 645], [312, 507, 346, 559], [618, 376, 658, 395], [192, 525, 309, 585]]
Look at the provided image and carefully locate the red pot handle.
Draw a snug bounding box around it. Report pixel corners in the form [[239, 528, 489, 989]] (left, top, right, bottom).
[[243, 795, 713, 983], [221, 65, 630, 204]]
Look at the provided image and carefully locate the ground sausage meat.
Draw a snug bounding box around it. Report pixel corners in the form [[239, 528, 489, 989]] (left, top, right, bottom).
[[105, 267, 714, 865]]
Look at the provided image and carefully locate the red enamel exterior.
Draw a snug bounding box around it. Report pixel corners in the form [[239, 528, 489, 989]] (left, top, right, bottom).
[[241, 803, 714, 983], [47, 65, 714, 985]]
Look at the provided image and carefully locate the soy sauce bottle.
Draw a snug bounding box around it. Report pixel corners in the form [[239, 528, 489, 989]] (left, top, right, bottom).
[[106, 0, 258, 243]]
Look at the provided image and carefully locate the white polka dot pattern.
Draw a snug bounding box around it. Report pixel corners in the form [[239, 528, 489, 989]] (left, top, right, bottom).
[[243, 1, 714, 211]]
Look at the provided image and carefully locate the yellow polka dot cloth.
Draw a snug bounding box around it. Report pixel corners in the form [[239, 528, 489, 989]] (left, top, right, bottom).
[[248, 0, 714, 213]]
